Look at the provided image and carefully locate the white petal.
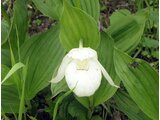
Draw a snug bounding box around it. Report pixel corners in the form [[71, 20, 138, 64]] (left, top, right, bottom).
[[50, 54, 72, 83], [95, 59, 119, 88], [65, 60, 102, 97], [67, 48, 97, 60]]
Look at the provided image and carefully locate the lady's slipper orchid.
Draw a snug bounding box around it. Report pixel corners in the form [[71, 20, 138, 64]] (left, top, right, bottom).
[[51, 42, 119, 97]]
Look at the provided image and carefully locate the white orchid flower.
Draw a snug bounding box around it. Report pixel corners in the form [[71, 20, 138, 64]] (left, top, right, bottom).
[[51, 41, 119, 97]]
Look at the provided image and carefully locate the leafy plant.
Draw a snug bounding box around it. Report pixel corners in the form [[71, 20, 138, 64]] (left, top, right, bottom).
[[1, 0, 158, 120]]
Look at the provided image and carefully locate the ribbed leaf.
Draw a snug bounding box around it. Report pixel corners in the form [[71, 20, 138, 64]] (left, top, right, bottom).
[[2, 63, 24, 85], [2, 49, 11, 66], [1, 20, 9, 45], [32, 0, 63, 20], [11, 0, 28, 45], [32, 0, 99, 22], [114, 91, 151, 120], [2, 85, 20, 113], [114, 49, 158, 120], [80, 0, 99, 22], [68, 100, 87, 120], [21, 25, 65, 100], [2, 0, 28, 54], [60, 1, 100, 51], [107, 9, 147, 53], [71, 0, 100, 22], [1, 65, 14, 85]]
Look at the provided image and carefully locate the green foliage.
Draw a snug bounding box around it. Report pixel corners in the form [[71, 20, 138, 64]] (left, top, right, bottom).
[[32, 0, 100, 22], [68, 100, 88, 120], [114, 91, 151, 120], [1, 49, 11, 66], [1, 64, 14, 85], [21, 25, 65, 100], [60, 0, 100, 51], [107, 9, 148, 53], [53, 90, 73, 120], [114, 49, 158, 119], [71, 0, 100, 22], [51, 80, 69, 98], [32, 0, 63, 20], [1, 85, 20, 113], [2, 62, 24, 85], [1, 20, 9, 45]]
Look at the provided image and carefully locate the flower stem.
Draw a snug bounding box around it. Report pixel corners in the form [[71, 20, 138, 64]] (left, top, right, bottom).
[[88, 109, 93, 120], [79, 39, 83, 48]]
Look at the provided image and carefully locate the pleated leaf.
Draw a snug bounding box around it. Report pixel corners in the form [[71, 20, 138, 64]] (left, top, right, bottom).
[[71, 0, 100, 22], [13, 0, 28, 43], [2, 49, 11, 66], [32, 0, 63, 20], [60, 1, 100, 51], [2, 63, 24, 85], [114, 49, 158, 120], [2, 0, 28, 55], [1, 20, 9, 45], [107, 9, 148, 53], [114, 91, 151, 120], [21, 25, 65, 100], [1, 65, 14, 85], [32, 0, 99, 22], [2, 85, 20, 113], [68, 100, 88, 120]]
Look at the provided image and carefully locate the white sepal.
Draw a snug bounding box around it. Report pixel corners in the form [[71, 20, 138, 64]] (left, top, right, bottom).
[[94, 59, 119, 88], [50, 55, 72, 83]]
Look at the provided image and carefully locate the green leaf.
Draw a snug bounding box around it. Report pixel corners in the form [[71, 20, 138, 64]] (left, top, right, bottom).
[[2, 62, 25, 85], [21, 25, 65, 100], [11, 0, 28, 45], [2, 85, 20, 113], [93, 31, 120, 106], [18, 61, 28, 120], [107, 9, 147, 53], [71, 0, 100, 22], [2, 49, 11, 66], [32, 0, 100, 21], [142, 37, 159, 48], [1, 20, 9, 45], [27, 116, 37, 120], [53, 90, 73, 120], [114, 49, 158, 120], [32, 0, 63, 20], [114, 91, 151, 120], [91, 115, 102, 120], [60, 1, 100, 51], [1, 64, 14, 85], [2, 0, 28, 54], [51, 80, 69, 98], [151, 51, 159, 59], [68, 100, 87, 120]]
